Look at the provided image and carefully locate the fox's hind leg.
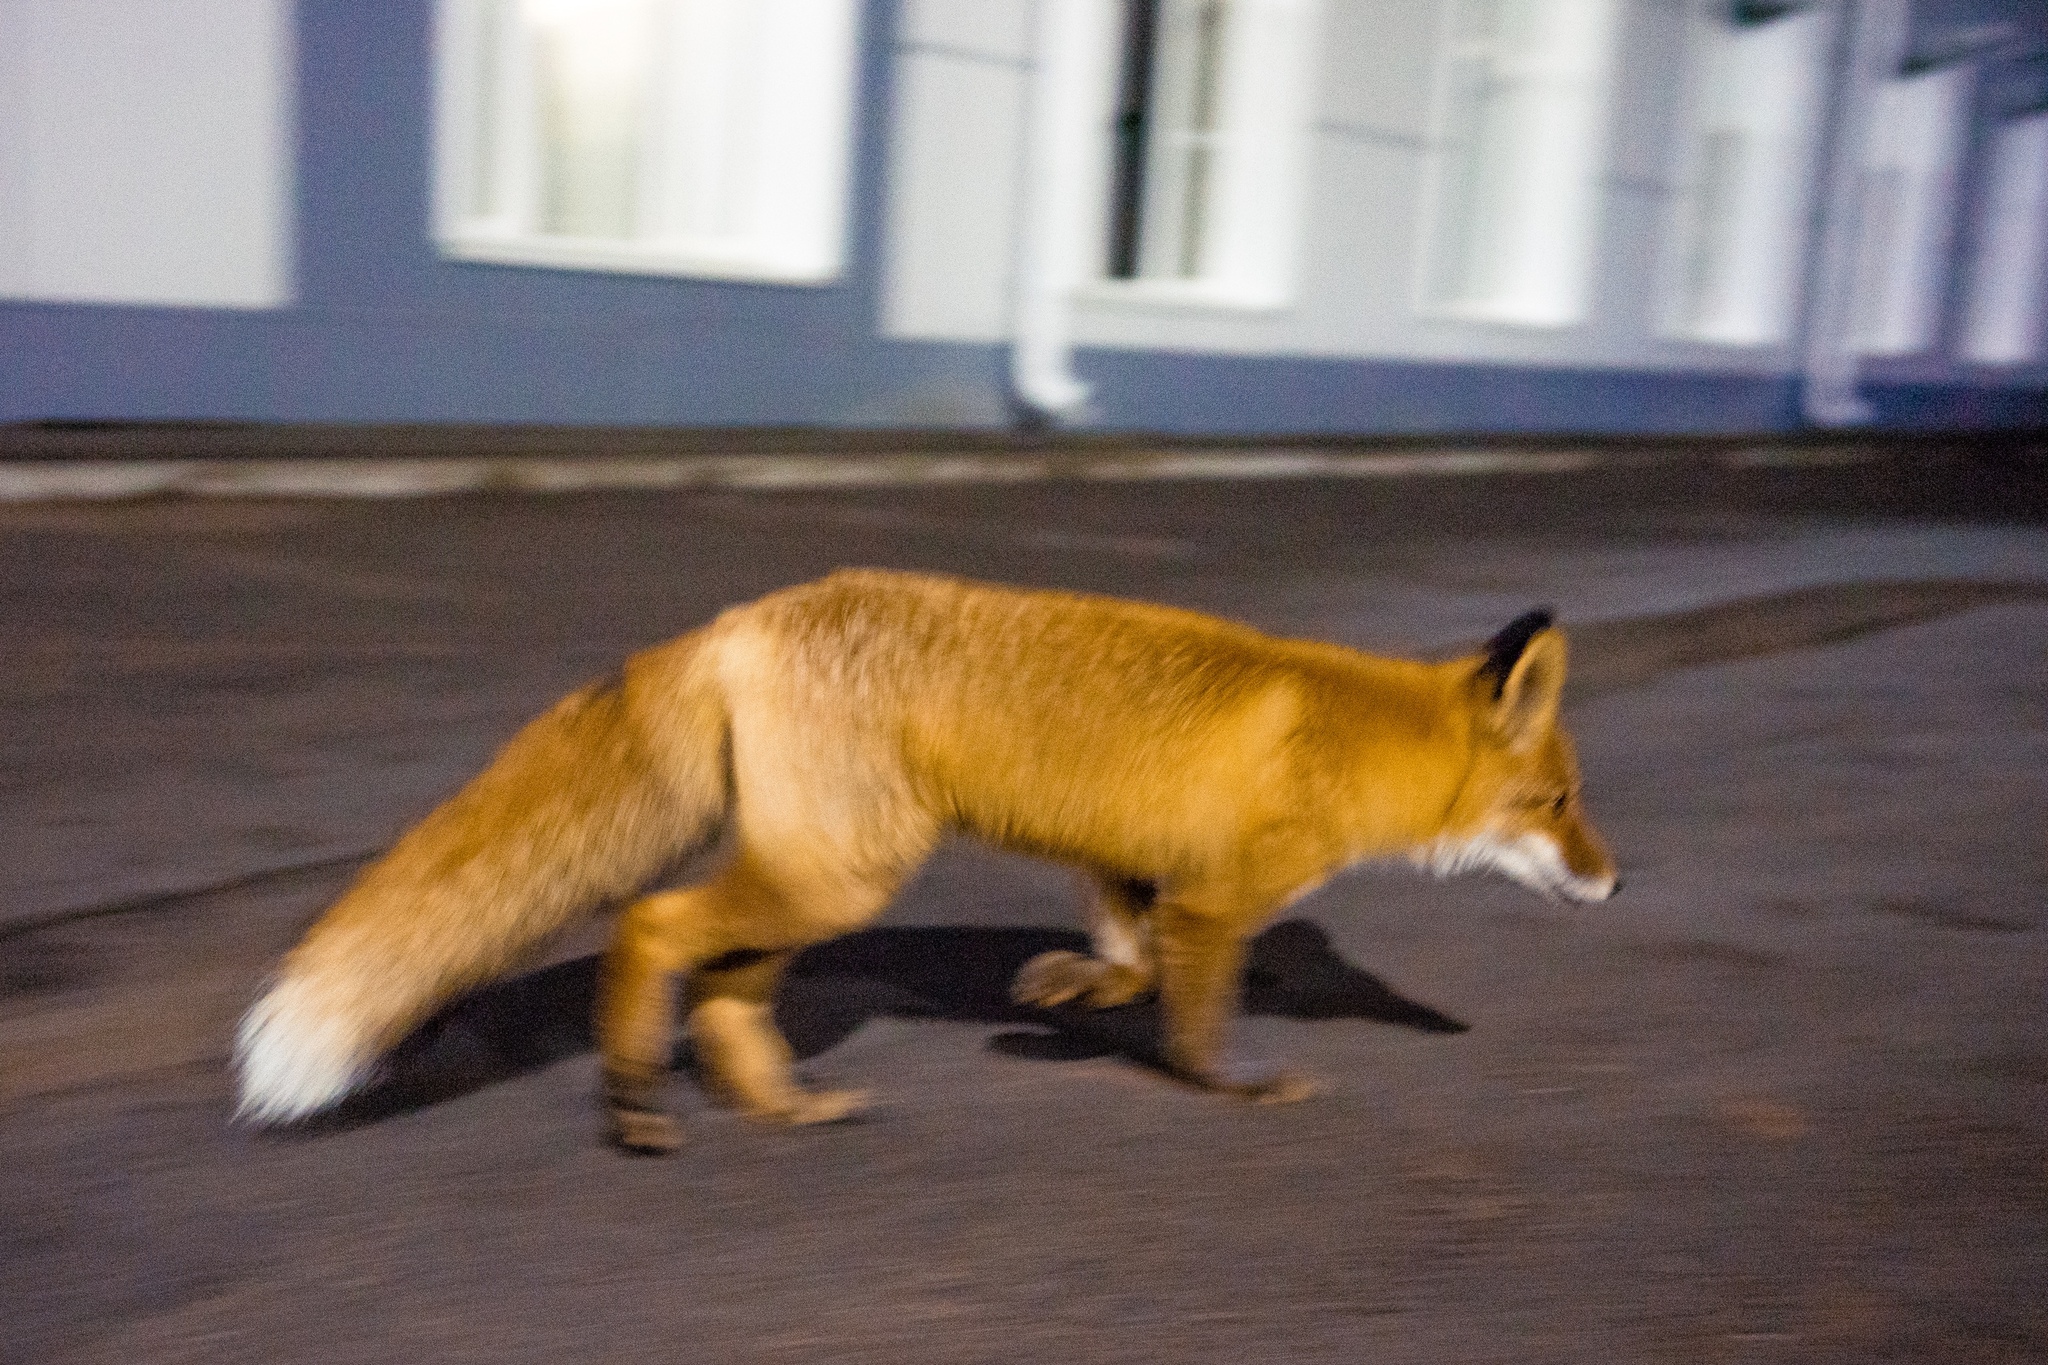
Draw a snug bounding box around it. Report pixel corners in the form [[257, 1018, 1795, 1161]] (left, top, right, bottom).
[[1011, 874, 1157, 1009], [686, 942, 868, 1127], [597, 841, 917, 1152], [597, 885, 714, 1154], [684, 847, 917, 1126]]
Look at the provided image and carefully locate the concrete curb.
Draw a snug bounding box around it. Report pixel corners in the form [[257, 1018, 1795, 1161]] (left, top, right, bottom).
[[0, 442, 1887, 502]]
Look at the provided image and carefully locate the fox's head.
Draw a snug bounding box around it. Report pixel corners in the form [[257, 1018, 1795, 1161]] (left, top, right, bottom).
[[1422, 610, 1619, 903]]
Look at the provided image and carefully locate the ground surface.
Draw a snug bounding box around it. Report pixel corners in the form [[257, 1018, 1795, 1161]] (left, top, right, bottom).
[[3, 444, 2046, 1363]]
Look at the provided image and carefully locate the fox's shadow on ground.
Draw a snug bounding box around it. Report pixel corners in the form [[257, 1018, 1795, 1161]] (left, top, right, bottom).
[[308, 920, 1465, 1131]]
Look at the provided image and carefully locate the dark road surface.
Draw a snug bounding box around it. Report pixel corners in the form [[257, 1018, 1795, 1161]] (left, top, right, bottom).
[[4, 445, 2046, 1362]]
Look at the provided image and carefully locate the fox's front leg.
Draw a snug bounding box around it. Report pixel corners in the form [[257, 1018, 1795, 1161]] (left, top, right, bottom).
[[1011, 874, 1157, 1009], [1152, 900, 1318, 1104]]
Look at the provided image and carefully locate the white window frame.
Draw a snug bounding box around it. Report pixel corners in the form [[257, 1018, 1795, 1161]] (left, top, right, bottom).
[[432, 0, 861, 285], [1413, 0, 1623, 329], [1077, 0, 1320, 312], [1658, 3, 1833, 347]]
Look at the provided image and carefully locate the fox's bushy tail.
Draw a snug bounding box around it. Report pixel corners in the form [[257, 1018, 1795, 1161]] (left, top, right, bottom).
[[235, 645, 727, 1123]]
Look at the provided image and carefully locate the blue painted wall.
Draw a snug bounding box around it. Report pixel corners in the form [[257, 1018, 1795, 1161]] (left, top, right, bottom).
[[1072, 350, 1803, 436]]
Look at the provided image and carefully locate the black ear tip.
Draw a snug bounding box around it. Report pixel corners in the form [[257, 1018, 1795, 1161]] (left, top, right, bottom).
[[1476, 607, 1557, 698]]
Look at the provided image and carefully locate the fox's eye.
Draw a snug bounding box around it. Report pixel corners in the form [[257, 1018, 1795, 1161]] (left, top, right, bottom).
[[1551, 791, 1570, 815]]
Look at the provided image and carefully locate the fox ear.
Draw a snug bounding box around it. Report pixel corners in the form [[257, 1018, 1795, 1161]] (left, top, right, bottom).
[[1476, 610, 1565, 748]]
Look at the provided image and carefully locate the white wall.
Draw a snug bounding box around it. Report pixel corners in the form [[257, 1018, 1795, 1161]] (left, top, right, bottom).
[[0, 0, 294, 309], [878, 0, 1798, 376], [1961, 111, 2048, 367], [879, 0, 1033, 342]]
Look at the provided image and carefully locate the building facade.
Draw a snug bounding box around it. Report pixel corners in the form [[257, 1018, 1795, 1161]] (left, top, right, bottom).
[[2, 0, 2045, 434]]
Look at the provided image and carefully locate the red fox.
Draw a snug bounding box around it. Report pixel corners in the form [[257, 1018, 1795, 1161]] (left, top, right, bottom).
[[236, 569, 1617, 1152]]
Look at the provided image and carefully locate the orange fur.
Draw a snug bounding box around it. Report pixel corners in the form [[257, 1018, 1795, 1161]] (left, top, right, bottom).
[[236, 569, 1616, 1147]]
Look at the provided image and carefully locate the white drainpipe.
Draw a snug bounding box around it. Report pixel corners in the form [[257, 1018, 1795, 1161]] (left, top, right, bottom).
[[1010, 0, 1098, 424], [1800, 0, 1909, 427]]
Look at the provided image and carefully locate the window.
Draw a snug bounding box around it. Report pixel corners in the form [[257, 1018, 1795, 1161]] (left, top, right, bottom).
[[1092, 0, 1317, 307], [1960, 110, 2048, 366], [1660, 4, 1832, 346], [1848, 61, 1973, 356], [1415, 0, 1623, 328], [433, 0, 861, 283]]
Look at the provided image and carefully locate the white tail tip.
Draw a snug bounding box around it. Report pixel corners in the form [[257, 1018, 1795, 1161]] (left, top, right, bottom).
[[233, 977, 372, 1123]]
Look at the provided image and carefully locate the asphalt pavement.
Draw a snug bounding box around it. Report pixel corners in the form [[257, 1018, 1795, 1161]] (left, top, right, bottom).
[[3, 441, 2045, 1363]]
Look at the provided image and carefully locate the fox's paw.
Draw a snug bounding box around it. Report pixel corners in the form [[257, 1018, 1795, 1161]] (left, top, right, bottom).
[[1175, 1060, 1323, 1105], [1243, 1069, 1321, 1106], [773, 1087, 872, 1127], [1011, 951, 1153, 1009], [603, 1070, 683, 1155], [606, 1105, 683, 1155]]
